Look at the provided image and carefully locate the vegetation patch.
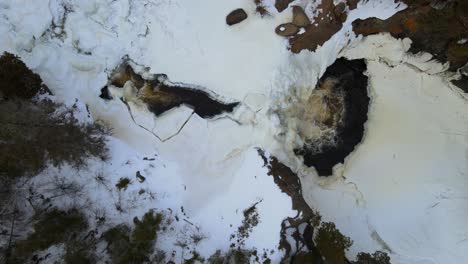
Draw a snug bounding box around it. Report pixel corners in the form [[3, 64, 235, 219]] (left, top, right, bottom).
[[184, 251, 204, 264], [315, 222, 353, 264], [0, 52, 109, 264], [116, 177, 132, 191], [103, 209, 163, 264], [291, 251, 322, 264], [207, 249, 257, 264], [0, 52, 45, 100], [0, 52, 109, 180], [254, 0, 270, 17], [0, 98, 109, 178], [231, 201, 261, 247], [10, 208, 87, 263], [355, 251, 391, 264], [64, 237, 97, 264]]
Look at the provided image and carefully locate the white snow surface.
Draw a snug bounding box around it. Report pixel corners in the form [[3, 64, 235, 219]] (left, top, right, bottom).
[[1, 0, 468, 263]]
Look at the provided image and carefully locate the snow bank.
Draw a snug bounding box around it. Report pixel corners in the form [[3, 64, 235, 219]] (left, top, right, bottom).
[[0, 0, 296, 261], [2, 0, 466, 263], [297, 34, 468, 263]]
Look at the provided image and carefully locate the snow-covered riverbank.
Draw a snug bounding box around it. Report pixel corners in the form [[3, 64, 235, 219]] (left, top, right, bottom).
[[1, 0, 467, 263]]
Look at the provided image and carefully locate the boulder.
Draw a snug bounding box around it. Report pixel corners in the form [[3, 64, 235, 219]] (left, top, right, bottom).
[[334, 2, 346, 18], [275, 0, 294, 12], [226, 9, 248, 26], [346, 0, 359, 10], [275, 23, 300, 37], [292, 6, 310, 27]]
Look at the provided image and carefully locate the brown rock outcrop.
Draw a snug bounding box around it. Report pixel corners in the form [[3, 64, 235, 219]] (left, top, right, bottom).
[[289, 0, 344, 53], [353, 1, 468, 70], [275, 0, 294, 12], [292, 6, 310, 27]]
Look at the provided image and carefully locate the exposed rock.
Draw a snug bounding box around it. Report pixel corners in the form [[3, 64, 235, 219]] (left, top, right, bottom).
[[226, 8, 248, 26], [334, 2, 346, 17], [292, 6, 310, 27], [452, 75, 468, 93], [275, 0, 294, 12], [335, 2, 348, 23], [275, 23, 300, 37], [353, 1, 468, 71], [136, 171, 146, 183], [108, 62, 239, 118], [461, 63, 468, 76], [289, 0, 344, 53], [347, 0, 360, 10], [99, 86, 112, 100], [110, 63, 145, 88]]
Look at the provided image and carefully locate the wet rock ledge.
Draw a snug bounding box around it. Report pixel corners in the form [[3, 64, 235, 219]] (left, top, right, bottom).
[[101, 62, 239, 118]]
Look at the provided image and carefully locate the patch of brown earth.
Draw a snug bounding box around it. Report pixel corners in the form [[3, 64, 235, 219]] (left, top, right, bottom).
[[353, 0, 468, 71], [289, 0, 347, 53]]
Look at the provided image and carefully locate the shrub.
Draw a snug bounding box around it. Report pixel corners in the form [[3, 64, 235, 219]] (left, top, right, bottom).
[[206, 249, 256, 264], [315, 222, 353, 264], [207, 250, 225, 264], [291, 252, 319, 264], [103, 210, 163, 264], [11, 209, 87, 262], [116, 177, 131, 191], [0, 99, 109, 179], [0, 52, 44, 99], [184, 251, 204, 264], [355, 251, 391, 264], [0, 52, 109, 179], [64, 238, 97, 264], [254, 0, 269, 17]]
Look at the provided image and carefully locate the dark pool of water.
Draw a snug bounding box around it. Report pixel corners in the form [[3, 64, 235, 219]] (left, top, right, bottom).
[[295, 58, 369, 176]]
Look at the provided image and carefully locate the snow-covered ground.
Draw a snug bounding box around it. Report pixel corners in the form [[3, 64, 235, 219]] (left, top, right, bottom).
[[299, 34, 468, 263], [1, 0, 467, 263]]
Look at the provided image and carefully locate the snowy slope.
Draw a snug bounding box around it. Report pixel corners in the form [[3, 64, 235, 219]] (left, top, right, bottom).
[[1, 0, 467, 263]]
